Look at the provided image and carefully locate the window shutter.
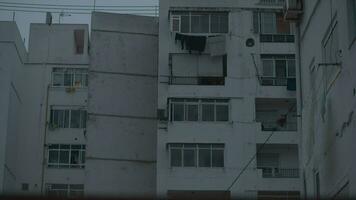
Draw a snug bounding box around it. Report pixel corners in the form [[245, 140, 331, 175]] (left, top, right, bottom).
[[253, 11, 260, 34]]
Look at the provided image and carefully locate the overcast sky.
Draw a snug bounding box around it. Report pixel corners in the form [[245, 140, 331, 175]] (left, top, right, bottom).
[[0, 0, 158, 48]]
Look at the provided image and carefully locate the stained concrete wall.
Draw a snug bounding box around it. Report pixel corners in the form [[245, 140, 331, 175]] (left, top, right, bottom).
[[86, 12, 158, 197], [0, 21, 27, 194], [298, 0, 356, 198]]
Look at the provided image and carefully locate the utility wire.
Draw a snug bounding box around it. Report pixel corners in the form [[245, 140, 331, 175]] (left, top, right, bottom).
[[226, 103, 297, 191], [0, 4, 157, 11], [0, 8, 157, 16], [0, 1, 157, 8]]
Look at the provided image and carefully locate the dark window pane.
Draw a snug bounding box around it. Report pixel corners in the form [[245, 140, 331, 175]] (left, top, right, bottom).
[[171, 149, 182, 167], [181, 15, 190, 33], [173, 103, 184, 121], [202, 104, 215, 121], [70, 151, 80, 165], [191, 14, 209, 33], [70, 110, 81, 128], [64, 73, 73, 86], [183, 149, 196, 167], [198, 149, 211, 167], [185, 104, 198, 121], [53, 73, 63, 86], [59, 150, 69, 164], [212, 149, 224, 167], [216, 105, 229, 121], [48, 151, 59, 164]]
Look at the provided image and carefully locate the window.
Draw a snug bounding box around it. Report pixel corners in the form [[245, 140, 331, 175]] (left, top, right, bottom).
[[170, 98, 229, 122], [260, 55, 296, 86], [169, 144, 224, 168], [46, 184, 84, 198], [171, 12, 228, 34], [52, 68, 88, 88], [50, 108, 87, 129], [47, 144, 85, 168], [259, 12, 294, 42], [74, 29, 85, 54]]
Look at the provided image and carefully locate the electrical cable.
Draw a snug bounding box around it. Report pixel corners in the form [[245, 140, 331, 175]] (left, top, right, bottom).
[[225, 103, 297, 191], [0, 1, 157, 8]]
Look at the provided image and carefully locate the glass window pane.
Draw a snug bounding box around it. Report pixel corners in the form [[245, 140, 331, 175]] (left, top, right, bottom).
[[185, 104, 198, 121], [48, 150, 59, 164], [275, 60, 287, 77], [191, 14, 209, 33], [216, 105, 229, 121], [198, 149, 211, 167], [59, 150, 69, 164], [183, 149, 196, 167], [212, 149, 224, 167], [276, 13, 290, 34], [261, 13, 276, 34], [171, 149, 182, 167], [202, 104, 215, 121], [64, 72, 73, 86], [181, 15, 190, 33], [70, 151, 80, 166], [53, 73, 63, 86], [288, 60, 296, 77], [81, 111, 87, 128], [173, 103, 184, 121], [70, 110, 81, 128], [211, 14, 228, 33], [74, 73, 83, 87], [262, 60, 274, 77]]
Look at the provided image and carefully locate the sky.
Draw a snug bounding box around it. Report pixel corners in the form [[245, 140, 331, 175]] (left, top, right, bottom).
[[0, 0, 159, 48]]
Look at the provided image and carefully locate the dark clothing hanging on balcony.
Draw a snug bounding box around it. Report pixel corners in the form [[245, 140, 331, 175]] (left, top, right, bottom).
[[175, 33, 207, 53], [287, 78, 296, 91]]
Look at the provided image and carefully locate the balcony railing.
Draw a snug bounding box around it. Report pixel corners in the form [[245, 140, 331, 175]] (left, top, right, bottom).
[[260, 122, 297, 131], [259, 167, 299, 178], [260, 34, 295, 43], [169, 76, 225, 85], [259, 0, 285, 5]]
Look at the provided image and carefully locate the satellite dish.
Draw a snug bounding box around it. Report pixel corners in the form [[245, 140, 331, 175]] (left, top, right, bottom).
[[246, 38, 255, 47]]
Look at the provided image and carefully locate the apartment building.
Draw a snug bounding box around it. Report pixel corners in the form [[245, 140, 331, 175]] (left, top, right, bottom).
[[0, 21, 90, 197], [295, 0, 356, 198], [157, 0, 300, 199], [0, 21, 27, 194]]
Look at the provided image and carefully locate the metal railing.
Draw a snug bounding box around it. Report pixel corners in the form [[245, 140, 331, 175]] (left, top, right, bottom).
[[260, 77, 288, 86], [260, 121, 297, 131], [260, 34, 295, 43], [259, 0, 285, 5], [169, 76, 225, 85], [259, 167, 299, 178]]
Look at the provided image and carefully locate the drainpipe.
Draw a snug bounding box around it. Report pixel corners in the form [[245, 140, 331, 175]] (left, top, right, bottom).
[[295, 22, 305, 199]]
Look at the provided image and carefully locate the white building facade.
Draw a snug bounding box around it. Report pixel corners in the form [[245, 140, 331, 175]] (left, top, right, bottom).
[[157, 0, 300, 199], [296, 0, 356, 199]]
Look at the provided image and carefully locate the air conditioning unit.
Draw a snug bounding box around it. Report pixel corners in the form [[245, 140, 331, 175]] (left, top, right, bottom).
[[284, 0, 303, 21]]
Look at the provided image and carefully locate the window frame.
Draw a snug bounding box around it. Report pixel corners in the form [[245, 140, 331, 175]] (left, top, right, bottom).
[[168, 143, 225, 168], [47, 144, 86, 169], [50, 107, 87, 129], [169, 98, 230, 122], [51, 68, 89, 88], [45, 183, 84, 198], [259, 12, 294, 43], [170, 11, 229, 34]]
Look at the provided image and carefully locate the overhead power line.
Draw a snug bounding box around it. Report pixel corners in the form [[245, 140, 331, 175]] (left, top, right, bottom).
[[0, 1, 157, 8], [0, 5, 157, 12]]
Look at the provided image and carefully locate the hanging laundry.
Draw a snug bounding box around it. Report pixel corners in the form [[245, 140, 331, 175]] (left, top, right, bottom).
[[175, 33, 207, 53], [207, 35, 226, 56]]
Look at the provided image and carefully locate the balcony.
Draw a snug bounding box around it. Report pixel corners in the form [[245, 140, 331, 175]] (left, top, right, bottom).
[[169, 76, 225, 85], [255, 98, 297, 132], [259, 167, 299, 178], [255, 144, 300, 191]]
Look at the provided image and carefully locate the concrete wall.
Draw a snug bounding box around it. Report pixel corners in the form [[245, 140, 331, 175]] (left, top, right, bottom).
[[86, 12, 158, 198], [298, 0, 356, 198], [0, 21, 27, 194]]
